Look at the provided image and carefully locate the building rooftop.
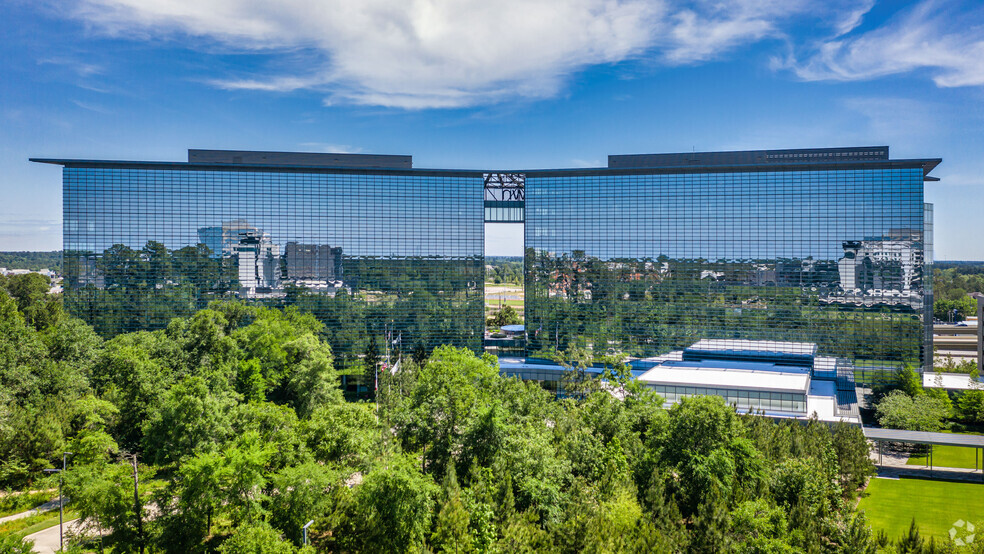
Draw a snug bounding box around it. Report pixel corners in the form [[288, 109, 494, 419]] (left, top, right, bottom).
[[31, 146, 941, 180], [187, 149, 412, 169], [610, 146, 889, 168], [637, 360, 811, 394]]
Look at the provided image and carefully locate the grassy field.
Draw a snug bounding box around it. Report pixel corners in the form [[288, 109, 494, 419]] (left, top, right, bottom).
[[907, 445, 983, 470], [858, 477, 984, 540], [906, 431, 983, 470]]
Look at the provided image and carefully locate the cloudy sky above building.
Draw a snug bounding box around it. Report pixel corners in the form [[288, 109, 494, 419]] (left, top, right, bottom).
[[2, 0, 983, 256]]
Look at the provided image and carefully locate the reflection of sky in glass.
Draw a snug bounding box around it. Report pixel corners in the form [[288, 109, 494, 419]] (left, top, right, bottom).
[[526, 169, 924, 261], [64, 168, 484, 258]]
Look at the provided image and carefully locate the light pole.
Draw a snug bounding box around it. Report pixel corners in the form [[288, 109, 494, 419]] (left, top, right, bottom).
[[43, 451, 73, 553], [302, 520, 314, 546]]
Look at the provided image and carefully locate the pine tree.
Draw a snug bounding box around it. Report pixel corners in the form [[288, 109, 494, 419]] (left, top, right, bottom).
[[431, 465, 473, 553], [691, 484, 729, 554], [896, 519, 925, 553]]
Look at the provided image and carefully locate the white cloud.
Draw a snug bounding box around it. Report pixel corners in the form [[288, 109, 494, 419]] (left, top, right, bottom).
[[784, 0, 984, 87], [68, 0, 970, 108], [67, 0, 818, 108], [70, 0, 665, 108]]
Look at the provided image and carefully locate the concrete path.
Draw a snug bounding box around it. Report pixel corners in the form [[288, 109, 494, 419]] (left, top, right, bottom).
[[0, 499, 60, 524], [24, 518, 82, 554]]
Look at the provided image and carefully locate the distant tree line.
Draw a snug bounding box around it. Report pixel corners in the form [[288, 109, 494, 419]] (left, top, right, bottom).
[[933, 266, 984, 321], [0, 251, 62, 272], [485, 257, 523, 285]]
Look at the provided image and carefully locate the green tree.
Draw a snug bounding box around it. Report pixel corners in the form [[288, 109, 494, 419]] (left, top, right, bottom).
[[0, 534, 34, 554], [363, 337, 380, 399], [487, 305, 521, 328], [957, 390, 984, 424], [875, 390, 949, 432], [283, 334, 342, 418], [431, 466, 473, 553], [400, 346, 499, 477], [340, 454, 438, 553], [142, 376, 234, 465], [690, 484, 730, 554], [830, 422, 875, 493], [4, 272, 62, 330], [303, 403, 377, 468], [268, 462, 338, 546], [217, 521, 296, 554], [64, 460, 147, 551]]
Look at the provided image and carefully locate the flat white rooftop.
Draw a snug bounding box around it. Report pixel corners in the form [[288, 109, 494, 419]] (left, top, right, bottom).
[[637, 360, 810, 394], [687, 339, 818, 356], [923, 372, 984, 391]]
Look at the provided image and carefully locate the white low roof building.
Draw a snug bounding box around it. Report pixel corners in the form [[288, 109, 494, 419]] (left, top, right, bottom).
[[637, 360, 810, 395]]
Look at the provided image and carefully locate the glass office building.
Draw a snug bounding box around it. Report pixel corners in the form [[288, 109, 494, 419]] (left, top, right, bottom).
[[36, 146, 939, 382], [524, 147, 939, 381], [41, 151, 484, 367]]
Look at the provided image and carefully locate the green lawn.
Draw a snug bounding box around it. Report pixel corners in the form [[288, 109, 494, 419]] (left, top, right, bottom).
[[858, 477, 984, 540], [906, 431, 984, 470], [907, 445, 983, 470]]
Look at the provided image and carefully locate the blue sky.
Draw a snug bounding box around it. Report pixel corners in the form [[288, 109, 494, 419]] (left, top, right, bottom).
[[1, 0, 983, 257]]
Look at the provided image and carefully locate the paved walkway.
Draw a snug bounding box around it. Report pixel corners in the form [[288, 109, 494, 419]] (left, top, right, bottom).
[[24, 518, 82, 554], [0, 499, 60, 524]]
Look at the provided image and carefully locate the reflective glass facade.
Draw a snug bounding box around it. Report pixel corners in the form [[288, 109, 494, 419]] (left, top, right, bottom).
[[525, 166, 933, 380], [43, 147, 938, 384], [62, 165, 485, 365]]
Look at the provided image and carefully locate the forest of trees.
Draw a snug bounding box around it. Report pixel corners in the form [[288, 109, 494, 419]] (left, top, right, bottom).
[[932, 264, 984, 322], [0, 251, 62, 272], [485, 257, 523, 285], [2, 272, 981, 553]]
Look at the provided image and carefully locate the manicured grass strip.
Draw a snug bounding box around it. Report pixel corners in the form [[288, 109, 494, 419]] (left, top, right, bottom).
[[858, 477, 984, 540], [907, 444, 983, 470], [0, 491, 55, 518], [0, 508, 79, 538]]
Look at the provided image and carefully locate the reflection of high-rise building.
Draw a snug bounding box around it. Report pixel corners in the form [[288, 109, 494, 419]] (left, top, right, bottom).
[[235, 230, 280, 296], [525, 146, 938, 378], [838, 231, 923, 294], [285, 242, 343, 282], [45, 149, 484, 362], [198, 220, 259, 258]]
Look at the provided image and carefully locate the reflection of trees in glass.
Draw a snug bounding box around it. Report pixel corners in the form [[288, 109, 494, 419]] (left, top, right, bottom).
[[65, 243, 484, 371], [525, 248, 922, 365]]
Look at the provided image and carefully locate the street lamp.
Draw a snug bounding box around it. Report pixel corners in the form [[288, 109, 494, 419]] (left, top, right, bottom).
[[302, 520, 314, 546], [42, 451, 73, 552]]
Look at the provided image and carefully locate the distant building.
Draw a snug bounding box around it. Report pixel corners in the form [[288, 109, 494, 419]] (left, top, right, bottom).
[[838, 230, 923, 294], [234, 230, 280, 297], [284, 242, 343, 282], [198, 219, 258, 258]]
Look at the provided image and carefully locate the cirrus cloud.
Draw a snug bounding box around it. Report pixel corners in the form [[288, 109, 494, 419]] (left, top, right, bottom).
[[780, 0, 984, 87]]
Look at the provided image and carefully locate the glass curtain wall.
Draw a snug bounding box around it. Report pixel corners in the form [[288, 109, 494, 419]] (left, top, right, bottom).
[[63, 167, 485, 365], [525, 167, 928, 383]]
